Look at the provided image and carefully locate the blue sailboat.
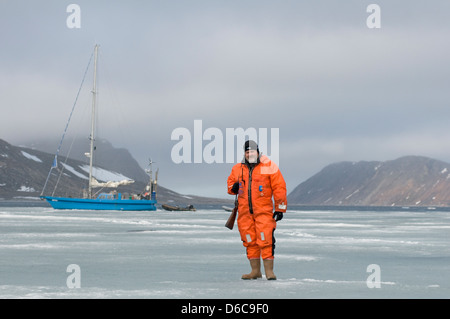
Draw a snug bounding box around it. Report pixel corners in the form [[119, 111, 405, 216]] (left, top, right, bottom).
[[40, 45, 157, 211]]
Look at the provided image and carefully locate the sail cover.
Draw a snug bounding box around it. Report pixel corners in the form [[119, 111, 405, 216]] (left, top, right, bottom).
[[90, 178, 135, 188]]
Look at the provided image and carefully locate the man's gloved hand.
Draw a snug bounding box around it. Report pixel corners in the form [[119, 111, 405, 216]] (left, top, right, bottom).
[[231, 182, 239, 194], [273, 211, 283, 222]]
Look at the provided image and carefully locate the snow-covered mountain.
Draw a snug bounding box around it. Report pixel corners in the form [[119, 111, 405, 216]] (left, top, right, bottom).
[[22, 137, 149, 183], [288, 156, 450, 207]]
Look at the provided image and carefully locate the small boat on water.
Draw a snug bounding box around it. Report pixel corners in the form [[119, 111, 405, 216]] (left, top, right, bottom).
[[222, 205, 234, 212], [162, 204, 196, 211]]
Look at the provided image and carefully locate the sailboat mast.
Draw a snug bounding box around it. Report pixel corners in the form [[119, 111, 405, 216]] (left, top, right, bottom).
[[88, 44, 99, 199]]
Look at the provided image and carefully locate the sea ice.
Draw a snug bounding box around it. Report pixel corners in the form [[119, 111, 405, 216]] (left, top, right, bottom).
[[0, 207, 448, 299]]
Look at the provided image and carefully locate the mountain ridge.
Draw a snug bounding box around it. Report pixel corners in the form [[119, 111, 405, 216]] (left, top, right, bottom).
[[288, 155, 450, 207]]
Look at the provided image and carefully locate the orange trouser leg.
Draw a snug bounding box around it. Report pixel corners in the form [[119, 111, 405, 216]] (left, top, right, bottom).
[[238, 211, 276, 260], [255, 211, 276, 260]]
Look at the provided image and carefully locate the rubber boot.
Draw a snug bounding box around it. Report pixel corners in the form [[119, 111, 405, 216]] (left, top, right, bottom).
[[263, 259, 277, 280], [241, 259, 262, 280]]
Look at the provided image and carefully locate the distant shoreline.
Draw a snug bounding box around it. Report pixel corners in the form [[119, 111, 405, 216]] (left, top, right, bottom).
[[0, 199, 50, 207], [1, 199, 450, 212], [287, 204, 450, 212]]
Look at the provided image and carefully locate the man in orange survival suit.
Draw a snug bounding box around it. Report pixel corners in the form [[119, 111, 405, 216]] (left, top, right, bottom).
[[227, 140, 287, 280]]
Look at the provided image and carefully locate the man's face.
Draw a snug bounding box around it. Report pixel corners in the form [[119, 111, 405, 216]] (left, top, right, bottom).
[[245, 150, 258, 163]]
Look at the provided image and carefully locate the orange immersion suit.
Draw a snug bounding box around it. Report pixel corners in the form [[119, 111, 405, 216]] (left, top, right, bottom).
[[227, 155, 287, 260]]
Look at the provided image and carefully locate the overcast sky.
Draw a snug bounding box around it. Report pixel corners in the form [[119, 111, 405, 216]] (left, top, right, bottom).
[[2, 1, 450, 199]]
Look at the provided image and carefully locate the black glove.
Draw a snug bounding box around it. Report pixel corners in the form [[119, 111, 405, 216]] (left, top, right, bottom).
[[273, 211, 283, 222], [231, 182, 239, 194]]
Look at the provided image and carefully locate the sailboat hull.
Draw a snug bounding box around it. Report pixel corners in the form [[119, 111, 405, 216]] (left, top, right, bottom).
[[41, 196, 157, 211]]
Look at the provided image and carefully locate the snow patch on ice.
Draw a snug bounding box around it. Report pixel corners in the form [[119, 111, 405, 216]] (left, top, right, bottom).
[[427, 284, 440, 288], [0, 243, 61, 250], [282, 230, 316, 238], [301, 278, 396, 285], [276, 254, 319, 261]]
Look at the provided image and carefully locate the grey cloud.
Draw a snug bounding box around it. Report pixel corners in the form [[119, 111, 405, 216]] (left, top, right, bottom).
[[2, 1, 450, 198]]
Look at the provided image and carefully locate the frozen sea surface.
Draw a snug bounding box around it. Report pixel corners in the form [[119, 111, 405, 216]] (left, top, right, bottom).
[[0, 207, 449, 298]]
